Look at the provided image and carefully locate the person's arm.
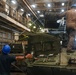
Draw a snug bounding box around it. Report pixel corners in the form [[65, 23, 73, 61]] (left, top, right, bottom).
[[16, 56, 25, 60], [15, 54, 33, 60]]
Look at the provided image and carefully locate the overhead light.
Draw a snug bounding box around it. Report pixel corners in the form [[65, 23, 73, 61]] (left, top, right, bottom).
[[31, 4, 36, 8], [61, 9, 64, 12], [41, 29, 45, 33], [47, 4, 51, 7], [62, 3, 65, 6], [37, 11, 40, 13], [11, 0, 16, 4], [33, 26, 36, 29], [28, 23, 32, 26], [49, 10, 52, 11], [39, 14, 44, 17], [20, 9, 24, 11], [40, 27, 42, 30], [28, 14, 31, 16]]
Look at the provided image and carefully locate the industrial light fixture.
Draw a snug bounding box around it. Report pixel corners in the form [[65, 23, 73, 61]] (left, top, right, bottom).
[[31, 4, 36, 8], [62, 3, 65, 6], [28, 14, 31, 16], [11, 0, 16, 4], [47, 4, 51, 7], [28, 23, 32, 26], [61, 9, 64, 12], [33, 26, 36, 29], [20, 9, 24, 11], [49, 10, 52, 11], [37, 11, 40, 13], [41, 29, 45, 33], [39, 14, 44, 17], [39, 27, 42, 30]]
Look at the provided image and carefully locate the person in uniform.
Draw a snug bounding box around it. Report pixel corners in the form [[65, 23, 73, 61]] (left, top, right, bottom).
[[60, 4, 76, 51], [0, 44, 33, 75]]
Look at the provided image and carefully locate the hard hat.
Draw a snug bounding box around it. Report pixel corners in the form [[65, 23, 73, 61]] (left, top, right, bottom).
[[2, 44, 11, 54], [71, 4, 76, 8]]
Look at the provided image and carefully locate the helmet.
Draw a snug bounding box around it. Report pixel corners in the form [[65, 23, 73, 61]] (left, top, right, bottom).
[[71, 4, 76, 8], [2, 45, 11, 54]]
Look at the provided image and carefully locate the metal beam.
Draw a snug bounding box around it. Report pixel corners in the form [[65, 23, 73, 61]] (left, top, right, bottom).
[[22, 0, 44, 26]]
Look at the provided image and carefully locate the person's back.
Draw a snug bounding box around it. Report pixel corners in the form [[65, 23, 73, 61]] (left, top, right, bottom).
[[59, 4, 76, 51], [66, 8, 76, 29], [0, 44, 33, 75], [0, 54, 16, 75], [0, 45, 16, 75]]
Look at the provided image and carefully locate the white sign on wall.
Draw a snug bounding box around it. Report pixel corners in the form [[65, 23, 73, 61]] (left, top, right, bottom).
[[14, 32, 19, 41]]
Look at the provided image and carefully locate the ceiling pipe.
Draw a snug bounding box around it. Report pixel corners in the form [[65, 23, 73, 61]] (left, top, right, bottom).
[[22, 0, 38, 19], [22, 0, 44, 26]]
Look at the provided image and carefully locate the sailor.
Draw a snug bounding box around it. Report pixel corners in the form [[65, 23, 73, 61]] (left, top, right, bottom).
[[60, 4, 76, 51], [0, 44, 33, 75]]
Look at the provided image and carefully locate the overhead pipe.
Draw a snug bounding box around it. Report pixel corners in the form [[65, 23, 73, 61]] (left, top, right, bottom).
[[22, 0, 38, 19], [22, 0, 44, 26]]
